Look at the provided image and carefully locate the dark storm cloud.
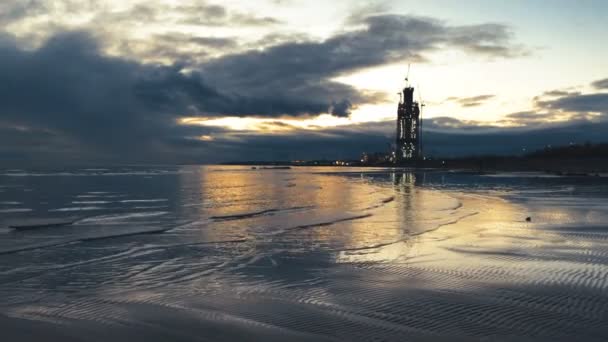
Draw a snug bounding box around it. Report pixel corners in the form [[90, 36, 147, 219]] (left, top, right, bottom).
[[200, 15, 522, 117], [0, 10, 532, 163], [330, 100, 353, 117], [536, 93, 608, 114], [531, 78, 608, 117], [1, 13, 525, 122], [446, 94, 496, 107], [592, 78, 608, 90], [0, 31, 231, 163]]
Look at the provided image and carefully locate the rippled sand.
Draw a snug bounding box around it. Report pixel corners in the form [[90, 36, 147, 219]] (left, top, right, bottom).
[[1, 166, 608, 341]]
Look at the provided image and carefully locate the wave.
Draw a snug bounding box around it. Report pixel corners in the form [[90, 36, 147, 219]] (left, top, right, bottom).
[[71, 201, 110, 204], [382, 196, 395, 204], [120, 199, 168, 203], [210, 206, 314, 221], [0, 227, 170, 256], [268, 213, 373, 236], [76, 193, 128, 198], [133, 205, 169, 210], [290, 213, 373, 231], [440, 202, 463, 211], [362, 196, 396, 210], [49, 207, 105, 212], [79, 211, 169, 223], [341, 211, 479, 253], [0, 208, 32, 213], [7, 218, 79, 230]]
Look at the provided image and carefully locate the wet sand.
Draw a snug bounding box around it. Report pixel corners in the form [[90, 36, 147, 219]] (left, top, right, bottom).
[[1, 167, 608, 341]]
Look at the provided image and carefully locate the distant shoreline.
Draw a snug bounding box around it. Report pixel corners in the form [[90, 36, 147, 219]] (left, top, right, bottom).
[[222, 143, 608, 175], [222, 156, 608, 177]]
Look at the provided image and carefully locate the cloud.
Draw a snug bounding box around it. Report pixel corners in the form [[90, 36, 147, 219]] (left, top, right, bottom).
[[1, 1, 282, 29], [175, 3, 282, 27], [0, 8, 534, 164], [199, 15, 522, 117], [422, 117, 499, 132], [0, 31, 231, 163], [541, 90, 581, 97], [504, 111, 557, 122], [330, 100, 353, 117], [0, 0, 282, 60], [446, 94, 496, 107], [536, 93, 608, 114], [114, 32, 239, 65], [592, 78, 608, 90]]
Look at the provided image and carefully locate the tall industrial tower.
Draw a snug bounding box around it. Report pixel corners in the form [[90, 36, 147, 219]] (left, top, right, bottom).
[[395, 83, 421, 162]]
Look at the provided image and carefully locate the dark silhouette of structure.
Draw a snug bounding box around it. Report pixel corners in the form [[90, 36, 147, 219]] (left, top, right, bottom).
[[395, 81, 421, 163]]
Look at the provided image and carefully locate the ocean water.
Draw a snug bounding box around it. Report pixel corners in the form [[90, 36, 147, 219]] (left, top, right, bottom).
[[1, 166, 608, 341]]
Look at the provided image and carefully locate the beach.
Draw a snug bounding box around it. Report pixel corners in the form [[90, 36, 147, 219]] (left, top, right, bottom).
[[1, 166, 608, 341]]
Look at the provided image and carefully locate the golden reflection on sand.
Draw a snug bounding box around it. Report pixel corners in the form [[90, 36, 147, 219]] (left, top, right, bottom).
[[179, 167, 584, 271], [336, 185, 528, 265]]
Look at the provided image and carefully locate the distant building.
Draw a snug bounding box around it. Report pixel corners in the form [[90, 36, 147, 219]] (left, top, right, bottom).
[[361, 152, 391, 165], [359, 74, 424, 166], [395, 85, 421, 162]]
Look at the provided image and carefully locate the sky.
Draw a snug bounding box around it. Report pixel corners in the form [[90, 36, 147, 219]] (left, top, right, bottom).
[[1, 0, 607, 164]]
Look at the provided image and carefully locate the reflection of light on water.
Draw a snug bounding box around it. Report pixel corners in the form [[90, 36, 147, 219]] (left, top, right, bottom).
[[176, 167, 568, 268], [336, 239, 416, 263], [393, 172, 416, 187]]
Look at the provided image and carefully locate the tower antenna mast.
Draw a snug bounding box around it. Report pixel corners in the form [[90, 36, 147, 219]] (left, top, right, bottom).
[[395, 64, 421, 163]]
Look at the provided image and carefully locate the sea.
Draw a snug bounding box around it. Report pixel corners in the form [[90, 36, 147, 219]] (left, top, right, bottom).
[[1, 165, 608, 341]]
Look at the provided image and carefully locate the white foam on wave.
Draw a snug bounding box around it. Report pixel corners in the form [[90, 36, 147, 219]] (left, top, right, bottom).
[[514, 186, 576, 195], [120, 199, 169, 203], [0, 208, 33, 213], [76, 194, 127, 199], [0, 201, 21, 205], [71, 201, 110, 204], [483, 172, 563, 178], [49, 207, 105, 212], [133, 205, 169, 209], [79, 211, 169, 223]]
